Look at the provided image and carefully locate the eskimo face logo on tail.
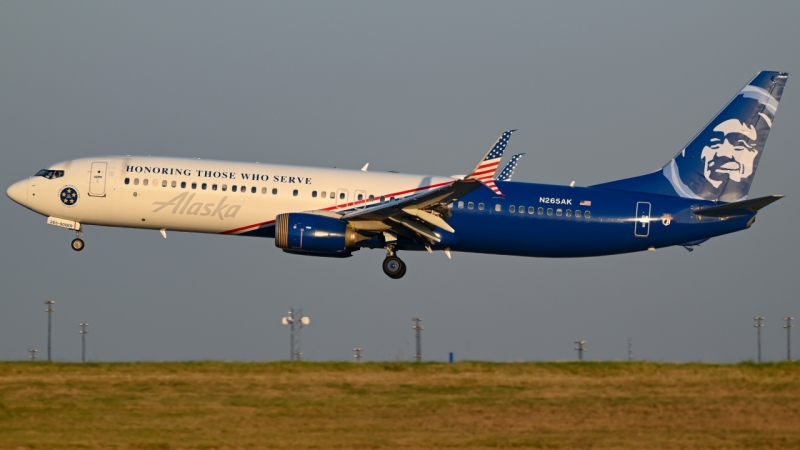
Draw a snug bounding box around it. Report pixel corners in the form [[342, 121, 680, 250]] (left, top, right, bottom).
[[701, 119, 758, 188], [151, 192, 241, 220]]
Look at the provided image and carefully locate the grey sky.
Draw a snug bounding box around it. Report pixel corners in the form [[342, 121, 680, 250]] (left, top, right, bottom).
[[1, 1, 798, 363]]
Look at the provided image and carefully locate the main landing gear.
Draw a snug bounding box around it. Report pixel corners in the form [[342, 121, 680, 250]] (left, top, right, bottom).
[[71, 230, 85, 252], [382, 246, 407, 279]]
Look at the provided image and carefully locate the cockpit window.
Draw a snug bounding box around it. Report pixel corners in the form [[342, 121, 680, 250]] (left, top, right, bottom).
[[35, 169, 65, 179]]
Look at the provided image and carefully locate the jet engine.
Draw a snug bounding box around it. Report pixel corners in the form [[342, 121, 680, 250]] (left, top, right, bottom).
[[275, 213, 366, 256]]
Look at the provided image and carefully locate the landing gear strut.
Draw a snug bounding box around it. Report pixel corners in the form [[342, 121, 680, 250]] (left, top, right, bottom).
[[71, 230, 85, 252]]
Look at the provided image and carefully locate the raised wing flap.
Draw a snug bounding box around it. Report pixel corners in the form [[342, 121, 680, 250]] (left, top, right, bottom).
[[692, 195, 784, 217]]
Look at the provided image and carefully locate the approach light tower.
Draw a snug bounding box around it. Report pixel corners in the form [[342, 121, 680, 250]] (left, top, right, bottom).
[[79, 323, 89, 362], [412, 318, 424, 362], [28, 348, 38, 361], [575, 340, 587, 361], [353, 347, 364, 362], [44, 300, 55, 361], [754, 317, 765, 363], [784, 317, 794, 361], [282, 309, 309, 361]]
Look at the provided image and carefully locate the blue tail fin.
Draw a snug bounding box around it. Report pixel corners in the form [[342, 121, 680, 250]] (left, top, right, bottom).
[[594, 71, 788, 202]]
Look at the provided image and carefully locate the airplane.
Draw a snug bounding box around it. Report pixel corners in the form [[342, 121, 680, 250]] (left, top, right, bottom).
[[6, 71, 788, 279]]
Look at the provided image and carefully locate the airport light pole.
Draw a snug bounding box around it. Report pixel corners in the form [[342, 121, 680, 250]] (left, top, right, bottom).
[[353, 347, 364, 362], [79, 323, 88, 362], [575, 340, 587, 361], [282, 309, 309, 361], [754, 316, 765, 363], [44, 300, 55, 361], [28, 348, 38, 361], [412, 318, 423, 362], [784, 317, 794, 361], [628, 337, 633, 362]]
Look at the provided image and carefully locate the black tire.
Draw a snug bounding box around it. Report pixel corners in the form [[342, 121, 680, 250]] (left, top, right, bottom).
[[382, 256, 406, 279], [71, 238, 85, 252]]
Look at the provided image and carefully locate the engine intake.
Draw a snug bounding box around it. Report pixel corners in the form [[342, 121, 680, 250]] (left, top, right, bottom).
[[275, 213, 364, 255]]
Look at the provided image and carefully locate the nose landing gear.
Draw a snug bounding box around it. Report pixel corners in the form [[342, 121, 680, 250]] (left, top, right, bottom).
[[71, 230, 85, 252]]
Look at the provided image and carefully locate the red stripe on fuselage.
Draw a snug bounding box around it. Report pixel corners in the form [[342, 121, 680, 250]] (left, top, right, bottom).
[[220, 180, 453, 235]]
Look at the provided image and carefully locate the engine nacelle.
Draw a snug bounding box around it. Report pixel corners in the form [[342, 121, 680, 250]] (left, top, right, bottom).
[[275, 213, 364, 255]]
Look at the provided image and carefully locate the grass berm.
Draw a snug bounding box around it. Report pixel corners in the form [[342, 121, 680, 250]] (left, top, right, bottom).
[[0, 361, 799, 449]]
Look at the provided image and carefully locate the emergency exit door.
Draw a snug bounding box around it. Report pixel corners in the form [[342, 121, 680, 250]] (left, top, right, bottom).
[[88, 162, 107, 197], [634, 202, 651, 237]]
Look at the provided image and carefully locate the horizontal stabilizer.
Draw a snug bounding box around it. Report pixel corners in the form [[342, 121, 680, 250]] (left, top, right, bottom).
[[692, 195, 784, 218]]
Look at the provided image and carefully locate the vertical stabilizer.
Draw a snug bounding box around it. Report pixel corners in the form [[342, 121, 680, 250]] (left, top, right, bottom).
[[594, 71, 788, 202]]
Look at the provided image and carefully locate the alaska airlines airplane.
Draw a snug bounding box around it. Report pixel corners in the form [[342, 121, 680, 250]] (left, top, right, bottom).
[[6, 71, 788, 279]]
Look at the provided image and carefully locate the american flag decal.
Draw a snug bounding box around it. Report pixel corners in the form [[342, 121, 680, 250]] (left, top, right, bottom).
[[468, 129, 516, 196], [580, 200, 592, 206], [496, 153, 525, 181]]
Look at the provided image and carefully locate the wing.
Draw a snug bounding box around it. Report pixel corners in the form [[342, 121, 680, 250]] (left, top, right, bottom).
[[341, 130, 517, 245]]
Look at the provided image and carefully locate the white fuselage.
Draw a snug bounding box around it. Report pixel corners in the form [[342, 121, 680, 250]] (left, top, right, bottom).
[[12, 156, 453, 236]]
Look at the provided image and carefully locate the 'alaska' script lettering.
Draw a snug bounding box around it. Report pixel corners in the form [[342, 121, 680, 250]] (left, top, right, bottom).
[[151, 192, 241, 220]]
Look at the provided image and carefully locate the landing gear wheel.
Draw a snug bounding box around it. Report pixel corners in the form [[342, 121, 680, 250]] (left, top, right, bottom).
[[382, 256, 407, 279], [71, 238, 85, 252]]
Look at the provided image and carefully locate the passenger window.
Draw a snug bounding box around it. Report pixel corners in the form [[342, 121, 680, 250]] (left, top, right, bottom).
[[143, 179, 149, 186], [331, 192, 336, 199], [495, 204, 501, 212], [519, 206, 525, 214], [585, 211, 591, 218], [162, 180, 167, 187], [273, 188, 278, 195], [357, 193, 364, 201], [232, 185, 238, 192], [509, 205, 515, 213], [312, 191, 317, 198], [134, 178, 140, 185], [240, 186, 245, 192], [321, 191, 326, 198], [124, 178, 130, 185], [538, 207, 544, 215], [201, 183, 207, 190], [369, 194, 374, 201], [380, 195, 385, 202], [556, 209, 562, 216], [181, 181, 186, 188], [458, 201, 464, 209], [212, 184, 218, 191], [528, 207, 535, 214], [339, 192, 345, 200], [261, 187, 266, 194], [468, 202, 474, 210], [171, 181, 177, 188], [566, 209, 572, 217], [191, 182, 197, 189], [152, 179, 157, 186], [251, 187, 256, 193], [547, 208, 553, 216], [575, 210, 581, 217], [222, 184, 227, 192], [390, 197, 395, 202], [294, 190, 299, 196], [478, 203, 484, 210]]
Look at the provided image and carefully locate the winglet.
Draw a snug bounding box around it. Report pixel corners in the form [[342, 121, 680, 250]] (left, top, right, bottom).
[[467, 130, 516, 196], [496, 153, 525, 181]]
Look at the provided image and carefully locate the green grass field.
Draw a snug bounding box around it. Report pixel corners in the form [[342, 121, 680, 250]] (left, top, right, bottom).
[[1, 361, 799, 449]]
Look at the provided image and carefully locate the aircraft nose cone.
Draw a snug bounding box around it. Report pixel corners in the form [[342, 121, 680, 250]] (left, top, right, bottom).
[[6, 179, 28, 207]]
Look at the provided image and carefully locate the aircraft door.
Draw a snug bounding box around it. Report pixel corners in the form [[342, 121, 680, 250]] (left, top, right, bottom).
[[634, 202, 651, 237], [354, 190, 367, 209], [336, 189, 349, 208], [88, 162, 108, 197]]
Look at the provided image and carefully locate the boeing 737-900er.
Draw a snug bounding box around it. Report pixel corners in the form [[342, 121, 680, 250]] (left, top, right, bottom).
[[6, 71, 788, 279]]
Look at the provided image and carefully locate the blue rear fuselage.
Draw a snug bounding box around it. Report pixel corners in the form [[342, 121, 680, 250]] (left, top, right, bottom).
[[423, 180, 751, 257]]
